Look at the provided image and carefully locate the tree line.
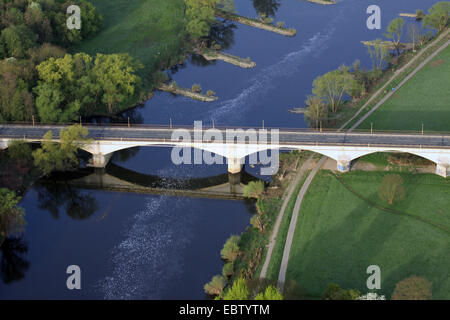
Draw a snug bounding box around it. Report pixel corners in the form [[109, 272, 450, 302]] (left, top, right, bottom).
[[0, 0, 143, 123]]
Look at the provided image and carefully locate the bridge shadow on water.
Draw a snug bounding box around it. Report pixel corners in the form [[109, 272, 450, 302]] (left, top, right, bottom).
[[38, 163, 262, 201]]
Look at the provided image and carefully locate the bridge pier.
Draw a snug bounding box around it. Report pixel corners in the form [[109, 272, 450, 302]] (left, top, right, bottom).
[[228, 157, 244, 174], [436, 163, 449, 178], [88, 153, 113, 168], [337, 160, 351, 173], [0, 140, 9, 150]]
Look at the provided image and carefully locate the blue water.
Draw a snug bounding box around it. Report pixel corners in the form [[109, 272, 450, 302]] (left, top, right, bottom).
[[0, 0, 434, 299]]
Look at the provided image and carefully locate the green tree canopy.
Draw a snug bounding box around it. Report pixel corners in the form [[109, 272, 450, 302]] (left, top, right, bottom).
[[185, 0, 219, 39], [312, 67, 357, 113], [34, 53, 142, 121], [223, 277, 249, 300], [254, 285, 283, 300], [0, 24, 36, 59], [423, 1, 450, 32], [322, 283, 361, 300], [243, 180, 265, 199], [32, 125, 90, 176]]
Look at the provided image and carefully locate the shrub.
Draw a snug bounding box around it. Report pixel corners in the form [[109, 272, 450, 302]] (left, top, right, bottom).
[[220, 235, 240, 262], [191, 83, 202, 93], [322, 283, 361, 300], [276, 21, 285, 28], [204, 275, 226, 296], [206, 90, 215, 97], [243, 181, 265, 199]]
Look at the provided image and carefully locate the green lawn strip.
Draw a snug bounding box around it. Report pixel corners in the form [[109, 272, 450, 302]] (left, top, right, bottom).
[[75, 0, 188, 92], [358, 44, 450, 132], [286, 170, 450, 299], [264, 172, 310, 280]]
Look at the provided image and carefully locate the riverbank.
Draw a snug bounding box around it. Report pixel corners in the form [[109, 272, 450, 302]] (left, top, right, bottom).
[[215, 10, 297, 37]]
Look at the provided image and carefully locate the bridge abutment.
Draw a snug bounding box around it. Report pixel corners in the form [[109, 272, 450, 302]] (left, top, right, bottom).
[[228, 157, 244, 174], [436, 163, 449, 178], [88, 153, 113, 168], [337, 160, 351, 173]]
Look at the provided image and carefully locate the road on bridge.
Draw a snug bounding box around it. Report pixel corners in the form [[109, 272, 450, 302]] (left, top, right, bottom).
[[0, 124, 449, 149]]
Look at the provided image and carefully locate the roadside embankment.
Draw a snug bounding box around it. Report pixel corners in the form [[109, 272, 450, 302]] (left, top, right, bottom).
[[215, 10, 297, 37]]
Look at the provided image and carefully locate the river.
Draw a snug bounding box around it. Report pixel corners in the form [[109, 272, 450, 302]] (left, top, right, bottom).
[[0, 0, 432, 299]]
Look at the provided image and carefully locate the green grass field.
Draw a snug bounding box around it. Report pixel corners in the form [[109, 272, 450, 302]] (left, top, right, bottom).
[[359, 45, 450, 132], [286, 170, 450, 299], [76, 0, 187, 83]]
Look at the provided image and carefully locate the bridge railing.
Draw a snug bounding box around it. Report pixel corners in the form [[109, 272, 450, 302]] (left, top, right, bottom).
[[1, 134, 448, 150], [1, 120, 450, 136]]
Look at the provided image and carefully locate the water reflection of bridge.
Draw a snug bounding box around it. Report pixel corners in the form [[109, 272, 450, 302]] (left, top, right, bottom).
[[46, 163, 261, 200]]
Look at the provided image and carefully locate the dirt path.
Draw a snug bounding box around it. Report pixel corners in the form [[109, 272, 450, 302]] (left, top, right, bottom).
[[259, 155, 314, 278]]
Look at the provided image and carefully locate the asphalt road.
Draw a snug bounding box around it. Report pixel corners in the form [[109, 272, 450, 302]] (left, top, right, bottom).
[[0, 124, 449, 149]]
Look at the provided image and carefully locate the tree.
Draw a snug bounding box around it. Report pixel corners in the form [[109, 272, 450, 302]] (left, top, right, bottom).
[[243, 181, 265, 199], [255, 285, 283, 300], [217, 0, 235, 13], [7, 140, 33, 164], [384, 18, 404, 56], [92, 53, 142, 113], [0, 188, 25, 243], [223, 277, 249, 300], [304, 95, 327, 130], [0, 59, 34, 122], [184, 0, 219, 40], [0, 25, 36, 59], [378, 174, 405, 205], [366, 39, 389, 71], [312, 67, 357, 113], [322, 283, 361, 300], [391, 276, 432, 300], [32, 125, 90, 176], [423, 2, 450, 32], [220, 235, 240, 262], [204, 275, 226, 296]]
